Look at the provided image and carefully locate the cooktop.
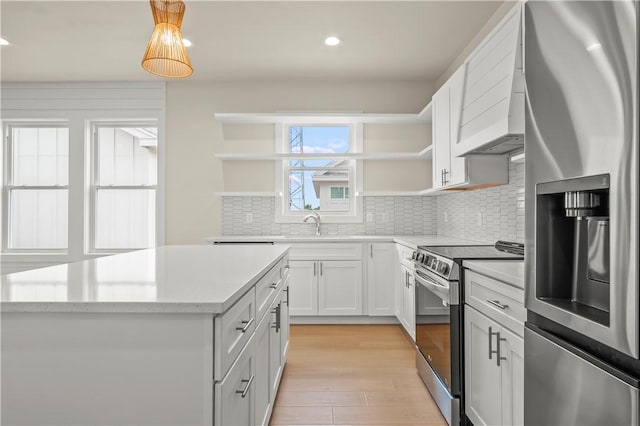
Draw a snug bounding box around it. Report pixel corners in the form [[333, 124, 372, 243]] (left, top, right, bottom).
[[417, 243, 524, 261]]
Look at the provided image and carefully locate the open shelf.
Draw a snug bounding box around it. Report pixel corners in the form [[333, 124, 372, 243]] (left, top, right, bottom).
[[214, 108, 432, 125], [215, 145, 432, 161]]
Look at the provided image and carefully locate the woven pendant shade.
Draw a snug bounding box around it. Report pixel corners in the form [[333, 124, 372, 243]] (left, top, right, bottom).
[[142, 0, 193, 78]]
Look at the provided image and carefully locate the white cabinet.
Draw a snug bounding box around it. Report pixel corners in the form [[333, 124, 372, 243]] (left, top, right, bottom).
[[254, 312, 271, 426], [288, 260, 317, 316], [366, 243, 396, 316], [432, 65, 467, 189], [216, 256, 289, 426], [464, 307, 503, 426], [432, 66, 508, 190], [318, 260, 363, 315], [400, 264, 416, 340], [253, 281, 290, 426], [395, 244, 416, 340], [288, 243, 363, 317], [214, 333, 255, 426], [464, 267, 524, 426]]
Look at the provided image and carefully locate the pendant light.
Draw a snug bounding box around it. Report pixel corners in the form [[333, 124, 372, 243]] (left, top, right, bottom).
[[141, 0, 193, 78]]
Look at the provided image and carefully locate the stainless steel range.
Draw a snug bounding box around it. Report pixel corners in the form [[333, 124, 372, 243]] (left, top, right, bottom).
[[412, 242, 524, 425]]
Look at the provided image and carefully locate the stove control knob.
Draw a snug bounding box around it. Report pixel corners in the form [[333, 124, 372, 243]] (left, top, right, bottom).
[[411, 251, 417, 260], [417, 253, 424, 262], [439, 263, 449, 275]]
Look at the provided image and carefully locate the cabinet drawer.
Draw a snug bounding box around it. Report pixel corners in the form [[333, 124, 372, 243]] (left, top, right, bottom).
[[288, 243, 362, 261], [465, 270, 524, 336], [255, 261, 282, 323], [214, 333, 255, 426], [214, 287, 256, 380]]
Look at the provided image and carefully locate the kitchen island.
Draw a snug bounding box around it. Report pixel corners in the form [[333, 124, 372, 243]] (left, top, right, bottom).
[[1, 244, 290, 426]]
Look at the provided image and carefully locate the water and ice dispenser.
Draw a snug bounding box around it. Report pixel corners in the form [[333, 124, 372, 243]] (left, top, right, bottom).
[[535, 174, 610, 326]]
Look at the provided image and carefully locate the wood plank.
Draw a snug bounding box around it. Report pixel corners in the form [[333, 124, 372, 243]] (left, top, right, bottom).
[[270, 406, 333, 425], [276, 391, 367, 407], [333, 406, 446, 425]]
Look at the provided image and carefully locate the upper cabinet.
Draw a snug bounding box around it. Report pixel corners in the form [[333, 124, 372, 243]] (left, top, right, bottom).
[[453, 3, 525, 157], [432, 65, 508, 190]]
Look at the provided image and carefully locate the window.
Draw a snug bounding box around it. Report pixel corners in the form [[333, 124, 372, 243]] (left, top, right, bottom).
[[90, 123, 157, 251], [3, 123, 69, 250], [330, 187, 349, 199], [276, 122, 363, 223]]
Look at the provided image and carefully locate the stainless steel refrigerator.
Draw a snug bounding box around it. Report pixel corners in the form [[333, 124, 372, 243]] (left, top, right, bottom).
[[524, 1, 639, 425]]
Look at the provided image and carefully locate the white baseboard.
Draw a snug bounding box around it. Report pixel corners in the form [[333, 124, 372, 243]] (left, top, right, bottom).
[[290, 316, 400, 325]]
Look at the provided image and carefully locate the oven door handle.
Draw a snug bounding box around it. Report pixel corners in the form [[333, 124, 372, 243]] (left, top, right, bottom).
[[414, 269, 457, 306]]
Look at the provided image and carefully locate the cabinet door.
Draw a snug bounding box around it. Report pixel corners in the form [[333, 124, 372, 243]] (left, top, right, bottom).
[[214, 335, 255, 426], [500, 326, 524, 426], [318, 260, 363, 316], [432, 83, 451, 190], [403, 267, 416, 340], [280, 284, 290, 364], [464, 307, 502, 426], [447, 65, 468, 186], [288, 260, 317, 316], [269, 301, 282, 398], [254, 316, 271, 426], [394, 246, 406, 320], [367, 243, 396, 316]]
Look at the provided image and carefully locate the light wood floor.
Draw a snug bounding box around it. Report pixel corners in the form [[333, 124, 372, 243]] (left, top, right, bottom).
[[270, 324, 447, 426]]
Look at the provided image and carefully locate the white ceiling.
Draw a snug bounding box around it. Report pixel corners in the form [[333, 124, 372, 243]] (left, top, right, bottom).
[[0, 1, 503, 82]]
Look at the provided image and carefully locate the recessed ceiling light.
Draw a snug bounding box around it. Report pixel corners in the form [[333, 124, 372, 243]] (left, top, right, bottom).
[[324, 36, 341, 46], [182, 38, 192, 48], [0, 38, 10, 46]]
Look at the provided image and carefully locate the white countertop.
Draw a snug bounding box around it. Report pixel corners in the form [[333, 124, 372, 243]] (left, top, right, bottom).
[[1, 245, 289, 314], [463, 260, 525, 289], [206, 235, 484, 249]]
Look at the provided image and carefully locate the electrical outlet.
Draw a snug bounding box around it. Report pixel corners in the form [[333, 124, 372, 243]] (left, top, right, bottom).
[[366, 212, 374, 223], [245, 213, 253, 223], [382, 212, 390, 223], [444, 211, 449, 223], [477, 212, 483, 226]]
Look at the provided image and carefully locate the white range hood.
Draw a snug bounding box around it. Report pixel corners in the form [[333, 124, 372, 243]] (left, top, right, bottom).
[[452, 4, 525, 157]]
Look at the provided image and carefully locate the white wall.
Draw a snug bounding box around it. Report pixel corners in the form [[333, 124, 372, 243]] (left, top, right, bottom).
[[164, 80, 433, 243]]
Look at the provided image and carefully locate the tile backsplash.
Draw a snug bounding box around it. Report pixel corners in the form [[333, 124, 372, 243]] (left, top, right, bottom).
[[435, 161, 525, 243], [222, 161, 525, 243], [222, 196, 437, 236]]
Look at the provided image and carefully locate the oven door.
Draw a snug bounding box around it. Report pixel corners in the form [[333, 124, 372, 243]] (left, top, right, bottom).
[[414, 268, 461, 396]]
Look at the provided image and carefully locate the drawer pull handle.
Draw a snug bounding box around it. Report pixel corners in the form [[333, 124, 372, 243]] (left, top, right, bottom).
[[236, 375, 255, 398], [284, 265, 290, 269], [269, 283, 278, 289], [487, 299, 509, 310], [235, 317, 254, 333]]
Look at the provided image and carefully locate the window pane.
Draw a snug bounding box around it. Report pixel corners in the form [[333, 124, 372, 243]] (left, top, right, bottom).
[[9, 189, 68, 249], [12, 127, 68, 185], [289, 169, 350, 212], [97, 126, 157, 185], [331, 187, 347, 199], [289, 126, 350, 167], [95, 189, 156, 249]]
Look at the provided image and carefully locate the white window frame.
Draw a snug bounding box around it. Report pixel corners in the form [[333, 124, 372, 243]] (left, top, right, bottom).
[[1, 121, 70, 254], [275, 122, 363, 224], [87, 121, 159, 254]]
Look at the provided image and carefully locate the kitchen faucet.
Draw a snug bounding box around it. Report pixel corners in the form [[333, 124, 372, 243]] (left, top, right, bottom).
[[303, 211, 321, 236]]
